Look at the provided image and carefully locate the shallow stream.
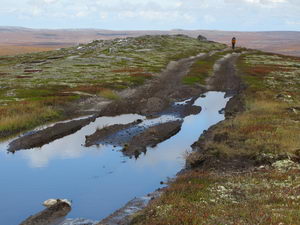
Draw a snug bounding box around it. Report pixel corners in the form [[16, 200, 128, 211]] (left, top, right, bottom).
[[0, 91, 230, 225]]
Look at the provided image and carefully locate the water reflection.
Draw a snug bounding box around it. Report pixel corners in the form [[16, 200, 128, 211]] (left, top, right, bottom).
[[18, 114, 145, 168], [0, 92, 230, 225]]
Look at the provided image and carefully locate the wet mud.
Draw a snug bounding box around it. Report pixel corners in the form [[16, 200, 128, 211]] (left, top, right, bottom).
[[85, 119, 143, 147], [8, 116, 96, 152], [207, 53, 245, 95], [122, 120, 183, 158], [97, 191, 161, 225], [98, 54, 208, 117]]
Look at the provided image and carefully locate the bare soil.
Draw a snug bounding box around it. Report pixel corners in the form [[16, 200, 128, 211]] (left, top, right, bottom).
[[97, 191, 161, 225], [8, 116, 96, 152], [85, 119, 143, 147], [207, 53, 245, 94], [98, 54, 208, 117], [122, 120, 183, 158]]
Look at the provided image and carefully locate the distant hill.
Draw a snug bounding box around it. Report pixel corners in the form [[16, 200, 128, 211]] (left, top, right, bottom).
[[0, 27, 299, 56]]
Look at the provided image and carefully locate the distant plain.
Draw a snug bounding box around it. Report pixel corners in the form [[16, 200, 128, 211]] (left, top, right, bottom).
[[1, 27, 300, 56]]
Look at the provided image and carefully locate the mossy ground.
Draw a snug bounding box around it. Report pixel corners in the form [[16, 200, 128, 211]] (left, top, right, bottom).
[[131, 166, 300, 225], [0, 35, 225, 138], [130, 50, 300, 224]]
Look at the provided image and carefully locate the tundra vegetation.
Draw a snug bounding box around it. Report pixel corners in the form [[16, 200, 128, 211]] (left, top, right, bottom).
[[183, 50, 231, 85], [0, 35, 225, 139], [130, 51, 300, 224]]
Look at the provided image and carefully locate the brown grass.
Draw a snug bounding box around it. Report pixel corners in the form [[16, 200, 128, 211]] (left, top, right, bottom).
[[244, 65, 292, 77], [98, 89, 120, 100], [0, 101, 61, 138], [131, 169, 300, 225], [0, 45, 56, 56]]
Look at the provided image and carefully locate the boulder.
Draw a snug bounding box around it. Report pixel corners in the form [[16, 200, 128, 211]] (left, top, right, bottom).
[[197, 35, 207, 41]]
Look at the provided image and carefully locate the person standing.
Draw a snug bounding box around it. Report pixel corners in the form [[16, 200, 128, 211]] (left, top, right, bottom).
[[232, 37, 236, 50]]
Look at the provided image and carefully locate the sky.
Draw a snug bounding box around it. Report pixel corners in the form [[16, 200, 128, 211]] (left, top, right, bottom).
[[0, 0, 300, 31]]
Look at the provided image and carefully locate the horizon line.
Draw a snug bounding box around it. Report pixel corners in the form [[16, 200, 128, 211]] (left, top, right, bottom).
[[0, 26, 300, 33]]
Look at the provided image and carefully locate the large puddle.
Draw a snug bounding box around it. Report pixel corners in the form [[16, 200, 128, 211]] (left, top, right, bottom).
[[0, 91, 230, 225]]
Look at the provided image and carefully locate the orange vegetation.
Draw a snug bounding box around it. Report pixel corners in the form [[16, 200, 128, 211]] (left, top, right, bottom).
[[0, 45, 57, 56]]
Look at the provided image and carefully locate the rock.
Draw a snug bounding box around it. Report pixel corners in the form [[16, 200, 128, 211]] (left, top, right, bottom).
[[20, 201, 71, 225], [197, 35, 207, 41], [272, 159, 300, 171], [43, 199, 72, 208]]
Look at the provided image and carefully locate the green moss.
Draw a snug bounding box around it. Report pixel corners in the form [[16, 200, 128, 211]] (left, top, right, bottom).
[[183, 51, 230, 85], [183, 76, 203, 85], [15, 89, 54, 98]]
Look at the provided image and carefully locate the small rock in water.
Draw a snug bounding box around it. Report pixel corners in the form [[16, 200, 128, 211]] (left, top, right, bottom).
[[218, 108, 225, 114], [160, 181, 164, 185], [43, 199, 72, 208]]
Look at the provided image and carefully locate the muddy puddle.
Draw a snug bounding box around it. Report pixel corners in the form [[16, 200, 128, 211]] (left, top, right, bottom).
[[0, 92, 230, 225]]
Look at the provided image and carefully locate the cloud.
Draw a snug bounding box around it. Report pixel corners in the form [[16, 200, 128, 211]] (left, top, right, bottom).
[[43, 0, 58, 3], [286, 20, 300, 25], [203, 15, 216, 24], [0, 0, 299, 30], [225, 0, 288, 6]]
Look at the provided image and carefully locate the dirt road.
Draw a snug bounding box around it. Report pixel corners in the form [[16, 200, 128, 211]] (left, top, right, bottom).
[[9, 51, 245, 153], [8, 52, 210, 152], [16, 50, 246, 225], [96, 52, 245, 225]]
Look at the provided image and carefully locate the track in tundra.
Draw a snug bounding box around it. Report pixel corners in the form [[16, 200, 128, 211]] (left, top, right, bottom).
[[0, 51, 243, 225]]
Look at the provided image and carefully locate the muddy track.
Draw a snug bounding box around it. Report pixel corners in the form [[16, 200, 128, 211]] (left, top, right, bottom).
[[207, 53, 245, 95], [206, 52, 246, 119], [95, 52, 247, 225], [7, 52, 212, 152], [188, 52, 249, 171], [99, 53, 209, 116], [11, 51, 246, 225]]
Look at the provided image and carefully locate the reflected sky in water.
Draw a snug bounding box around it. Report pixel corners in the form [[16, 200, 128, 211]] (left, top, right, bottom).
[[0, 92, 229, 225]]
